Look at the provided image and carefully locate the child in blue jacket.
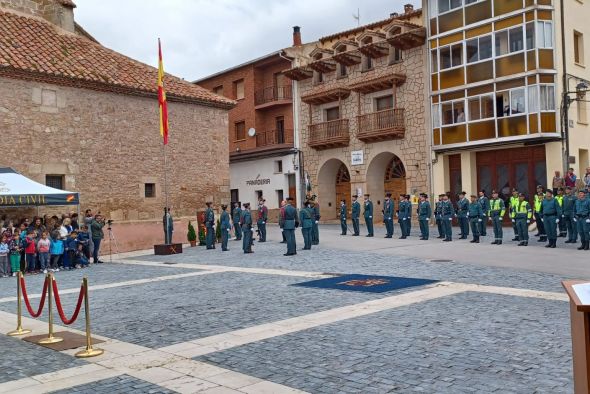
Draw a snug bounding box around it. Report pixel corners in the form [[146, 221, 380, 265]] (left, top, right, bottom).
[[49, 232, 64, 272]]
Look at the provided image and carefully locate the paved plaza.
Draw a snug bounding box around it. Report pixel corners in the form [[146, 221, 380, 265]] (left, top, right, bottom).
[[0, 224, 585, 393]]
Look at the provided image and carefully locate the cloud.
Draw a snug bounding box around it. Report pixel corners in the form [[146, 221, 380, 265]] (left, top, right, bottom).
[[74, 0, 421, 81]]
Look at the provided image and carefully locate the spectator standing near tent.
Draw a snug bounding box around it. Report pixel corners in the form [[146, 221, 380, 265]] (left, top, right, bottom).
[[90, 214, 105, 264]]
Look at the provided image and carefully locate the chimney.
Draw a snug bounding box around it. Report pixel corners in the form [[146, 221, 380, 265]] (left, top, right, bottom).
[[390, 12, 399, 18], [404, 3, 414, 14], [44, 0, 76, 33], [293, 26, 302, 47]]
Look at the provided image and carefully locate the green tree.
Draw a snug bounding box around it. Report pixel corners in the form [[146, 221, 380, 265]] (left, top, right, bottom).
[[187, 221, 197, 242]]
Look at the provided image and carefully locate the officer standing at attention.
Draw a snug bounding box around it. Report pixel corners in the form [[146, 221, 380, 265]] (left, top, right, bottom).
[[351, 195, 361, 236], [311, 198, 320, 245], [257, 199, 268, 242], [534, 185, 547, 242], [509, 188, 520, 241], [457, 192, 469, 239], [556, 188, 567, 237], [220, 204, 230, 252], [540, 189, 562, 248], [488, 190, 506, 245], [563, 186, 578, 244], [205, 202, 216, 250], [467, 194, 483, 243], [512, 193, 532, 246], [279, 200, 287, 243], [364, 194, 374, 237], [283, 197, 299, 255], [478, 190, 490, 236], [340, 199, 347, 235], [404, 194, 412, 237], [435, 194, 444, 238], [232, 202, 242, 241], [574, 190, 590, 250], [440, 194, 455, 242], [301, 200, 314, 249], [383, 193, 394, 238], [163, 207, 173, 245], [418, 193, 432, 240], [241, 203, 253, 254], [397, 194, 408, 239]]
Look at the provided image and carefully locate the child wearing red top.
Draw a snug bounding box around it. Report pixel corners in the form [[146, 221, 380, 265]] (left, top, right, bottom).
[[24, 231, 36, 274]]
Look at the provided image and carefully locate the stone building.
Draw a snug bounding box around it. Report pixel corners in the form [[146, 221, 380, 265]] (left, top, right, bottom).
[[0, 0, 234, 250], [284, 4, 429, 219], [196, 52, 298, 216]]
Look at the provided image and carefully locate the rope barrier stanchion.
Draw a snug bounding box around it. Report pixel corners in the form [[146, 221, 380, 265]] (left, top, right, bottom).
[[75, 277, 104, 358], [21, 273, 48, 318], [7, 272, 32, 336], [53, 280, 84, 325], [38, 273, 63, 345]]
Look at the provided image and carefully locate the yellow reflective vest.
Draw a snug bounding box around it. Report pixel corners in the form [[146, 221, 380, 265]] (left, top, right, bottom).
[[511, 200, 533, 219]]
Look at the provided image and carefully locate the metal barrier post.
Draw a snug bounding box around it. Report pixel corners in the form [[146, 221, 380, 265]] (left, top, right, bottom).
[[75, 277, 104, 358], [38, 273, 63, 344], [7, 272, 32, 336]]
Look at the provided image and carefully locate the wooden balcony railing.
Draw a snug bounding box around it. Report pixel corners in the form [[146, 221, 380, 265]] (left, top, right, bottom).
[[254, 85, 292, 106], [308, 119, 350, 150], [357, 108, 405, 142], [255, 129, 294, 147]]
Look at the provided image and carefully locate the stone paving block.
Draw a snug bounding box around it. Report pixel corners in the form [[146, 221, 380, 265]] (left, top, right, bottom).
[[50, 374, 175, 394]]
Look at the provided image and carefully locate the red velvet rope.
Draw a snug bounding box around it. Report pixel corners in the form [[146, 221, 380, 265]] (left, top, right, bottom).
[[52, 280, 85, 325], [20, 275, 48, 318]]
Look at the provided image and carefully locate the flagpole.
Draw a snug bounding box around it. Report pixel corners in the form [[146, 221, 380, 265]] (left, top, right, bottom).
[[159, 37, 171, 245]]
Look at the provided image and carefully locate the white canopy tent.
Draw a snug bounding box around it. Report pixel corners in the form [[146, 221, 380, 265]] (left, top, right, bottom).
[[0, 168, 79, 208]]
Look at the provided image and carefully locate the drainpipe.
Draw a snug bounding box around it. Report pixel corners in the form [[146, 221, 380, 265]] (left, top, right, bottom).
[[560, 0, 569, 173]]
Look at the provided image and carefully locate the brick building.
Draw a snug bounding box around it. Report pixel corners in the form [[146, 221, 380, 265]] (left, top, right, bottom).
[[284, 5, 429, 219], [0, 0, 234, 250], [196, 53, 297, 214]]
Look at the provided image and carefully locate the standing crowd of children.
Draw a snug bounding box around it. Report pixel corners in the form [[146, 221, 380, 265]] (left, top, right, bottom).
[[0, 211, 105, 278]]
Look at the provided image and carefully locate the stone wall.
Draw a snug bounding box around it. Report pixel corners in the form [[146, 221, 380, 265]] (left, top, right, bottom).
[[0, 76, 230, 223]]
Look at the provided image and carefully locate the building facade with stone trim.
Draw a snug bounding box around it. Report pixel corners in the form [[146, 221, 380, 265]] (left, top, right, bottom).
[[0, 0, 234, 250], [285, 5, 429, 219]]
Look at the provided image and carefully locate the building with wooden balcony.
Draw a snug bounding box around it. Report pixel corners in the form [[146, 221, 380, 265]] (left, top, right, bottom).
[[196, 52, 298, 211], [426, 0, 590, 201], [284, 4, 430, 218]]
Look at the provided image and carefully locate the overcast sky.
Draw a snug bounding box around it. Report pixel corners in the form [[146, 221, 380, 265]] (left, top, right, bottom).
[[75, 0, 421, 81]]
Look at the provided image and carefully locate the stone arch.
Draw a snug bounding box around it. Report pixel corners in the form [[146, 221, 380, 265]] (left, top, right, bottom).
[[317, 158, 351, 219], [366, 152, 407, 208]]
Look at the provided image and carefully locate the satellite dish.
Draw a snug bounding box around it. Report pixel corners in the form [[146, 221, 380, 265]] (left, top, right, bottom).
[[248, 128, 256, 137]]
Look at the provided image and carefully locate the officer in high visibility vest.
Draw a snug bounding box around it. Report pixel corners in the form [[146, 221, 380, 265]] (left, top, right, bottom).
[[574, 190, 590, 251], [563, 186, 578, 244], [511, 192, 532, 246], [533, 185, 546, 242], [555, 188, 567, 237], [509, 188, 520, 241], [488, 190, 506, 245], [540, 189, 562, 248]]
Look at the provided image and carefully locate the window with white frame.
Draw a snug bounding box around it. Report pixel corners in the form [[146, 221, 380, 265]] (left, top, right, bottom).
[[496, 88, 526, 117], [432, 103, 441, 128], [528, 85, 539, 113], [495, 26, 524, 56], [431, 49, 438, 73], [440, 43, 463, 69], [466, 34, 492, 63], [540, 85, 555, 111], [441, 99, 465, 125], [467, 94, 494, 121], [511, 88, 526, 114], [536, 21, 553, 49], [526, 22, 535, 50], [438, 0, 462, 14]]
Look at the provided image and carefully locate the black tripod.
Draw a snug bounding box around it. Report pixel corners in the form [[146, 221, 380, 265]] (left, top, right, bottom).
[[106, 222, 121, 263]]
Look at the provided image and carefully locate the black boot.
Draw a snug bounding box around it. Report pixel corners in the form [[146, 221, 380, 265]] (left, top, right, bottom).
[[578, 242, 586, 250], [512, 237, 519, 241], [491, 240, 498, 245], [537, 236, 546, 242], [585, 241, 590, 251], [497, 240, 502, 245], [551, 240, 557, 248], [545, 241, 552, 248]]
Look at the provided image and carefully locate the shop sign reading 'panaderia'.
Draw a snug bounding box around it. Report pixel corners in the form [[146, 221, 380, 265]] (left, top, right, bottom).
[[245, 175, 271, 186]]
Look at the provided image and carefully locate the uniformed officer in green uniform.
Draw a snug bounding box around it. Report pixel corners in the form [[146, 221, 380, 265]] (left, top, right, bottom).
[[488, 190, 506, 245], [257, 199, 268, 242], [220, 204, 230, 252], [383, 193, 394, 238], [440, 194, 455, 242], [509, 189, 520, 241], [511, 193, 532, 246], [241, 203, 253, 254], [364, 194, 374, 237], [457, 192, 469, 239], [563, 186, 578, 244], [339, 199, 347, 235], [232, 202, 242, 241], [534, 186, 546, 242], [311, 198, 320, 245], [556, 188, 567, 237], [404, 194, 412, 237], [540, 189, 562, 248], [467, 194, 483, 243], [351, 195, 361, 236], [574, 190, 590, 250], [301, 200, 314, 249], [283, 197, 299, 255], [205, 202, 215, 250], [398, 194, 409, 239], [435, 194, 444, 238], [478, 190, 490, 236], [418, 193, 431, 240]]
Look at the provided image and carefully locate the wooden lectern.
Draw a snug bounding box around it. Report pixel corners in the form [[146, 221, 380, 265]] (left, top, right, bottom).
[[563, 280, 590, 394]]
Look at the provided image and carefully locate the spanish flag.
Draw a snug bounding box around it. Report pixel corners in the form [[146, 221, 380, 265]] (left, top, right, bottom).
[[158, 38, 169, 145]]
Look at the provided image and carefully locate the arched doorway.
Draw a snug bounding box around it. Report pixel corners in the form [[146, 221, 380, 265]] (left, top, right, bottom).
[[367, 152, 407, 210], [317, 159, 351, 219]]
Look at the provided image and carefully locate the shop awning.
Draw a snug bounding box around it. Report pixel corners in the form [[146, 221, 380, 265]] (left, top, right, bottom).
[[0, 168, 80, 207]]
